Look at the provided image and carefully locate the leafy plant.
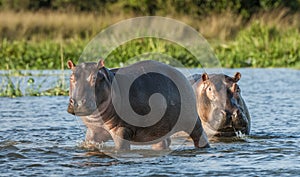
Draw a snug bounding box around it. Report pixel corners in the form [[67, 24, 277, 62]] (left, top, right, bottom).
[[0, 75, 22, 97]]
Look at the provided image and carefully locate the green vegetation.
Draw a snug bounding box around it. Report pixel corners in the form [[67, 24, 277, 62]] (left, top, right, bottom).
[[0, 73, 68, 97], [1, 38, 88, 70], [0, 75, 22, 97], [1, 0, 300, 97], [1, 0, 300, 18], [215, 22, 300, 68], [1, 23, 299, 69]]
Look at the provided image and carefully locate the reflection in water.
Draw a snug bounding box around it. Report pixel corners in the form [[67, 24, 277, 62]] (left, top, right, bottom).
[[0, 68, 299, 176]]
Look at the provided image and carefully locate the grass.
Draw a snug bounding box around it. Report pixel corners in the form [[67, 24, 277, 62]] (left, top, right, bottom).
[[1, 38, 88, 70], [0, 10, 130, 41], [1, 24, 299, 70], [0, 9, 299, 69], [0, 9, 300, 97], [0, 75, 22, 97], [0, 73, 68, 97], [214, 22, 300, 68]]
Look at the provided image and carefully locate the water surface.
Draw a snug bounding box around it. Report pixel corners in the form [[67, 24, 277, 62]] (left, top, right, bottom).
[[0, 68, 299, 176]]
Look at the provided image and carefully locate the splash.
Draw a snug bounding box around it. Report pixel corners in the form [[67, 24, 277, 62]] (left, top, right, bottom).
[[235, 130, 246, 138]]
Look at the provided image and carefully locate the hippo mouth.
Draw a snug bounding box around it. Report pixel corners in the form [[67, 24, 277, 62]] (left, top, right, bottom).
[[204, 122, 247, 137], [73, 110, 97, 116], [67, 102, 98, 116], [67, 105, 97, 116], [67, 105, 75, 115], [215, 127, 247, 137]]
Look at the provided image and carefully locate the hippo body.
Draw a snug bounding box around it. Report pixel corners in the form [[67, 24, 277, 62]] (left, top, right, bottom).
[[67, 60, 209, 150], [189, 72, 251, 138]]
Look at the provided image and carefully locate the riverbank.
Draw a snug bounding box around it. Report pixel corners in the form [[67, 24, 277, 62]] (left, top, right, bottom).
[[1, 9, 299, 70]]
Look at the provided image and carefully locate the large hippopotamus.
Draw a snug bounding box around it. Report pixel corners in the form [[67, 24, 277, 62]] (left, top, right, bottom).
[[189, 72, 251, 138], [67, 59, 209, 150]]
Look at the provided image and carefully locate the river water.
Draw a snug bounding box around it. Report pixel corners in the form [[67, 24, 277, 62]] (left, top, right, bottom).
[[0, 68, 299, 176]]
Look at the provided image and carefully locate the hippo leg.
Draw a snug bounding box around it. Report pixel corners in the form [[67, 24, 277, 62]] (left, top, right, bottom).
[[189, 118, 210, 148], [111, 127, 132, 150], [85, 127, 112, 143], [151, 137, 171, 150]]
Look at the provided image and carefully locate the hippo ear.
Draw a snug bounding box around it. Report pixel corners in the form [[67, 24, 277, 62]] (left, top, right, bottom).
[[97, 59, 105, 69], [233, 72, 241, 82], [67, 60, 75, 69], [201, 73, 209, 81]]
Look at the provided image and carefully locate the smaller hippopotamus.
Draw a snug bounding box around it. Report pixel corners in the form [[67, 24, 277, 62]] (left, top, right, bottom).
[[67, 59, 209, 150], [189, 72, 251, 138]]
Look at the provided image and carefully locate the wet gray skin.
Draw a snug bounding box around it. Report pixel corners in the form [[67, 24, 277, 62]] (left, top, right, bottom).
[[67, 60, 113, 145], [67, 59, 209, 150], [189, 72, 251, 138]]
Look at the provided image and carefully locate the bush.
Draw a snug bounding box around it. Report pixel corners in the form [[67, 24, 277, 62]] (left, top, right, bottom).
[[214, 22, 300, 68], [1, 38, 88, 70]]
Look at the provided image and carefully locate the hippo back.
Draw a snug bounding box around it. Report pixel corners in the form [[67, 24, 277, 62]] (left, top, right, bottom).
[[110, 60, 201, 143]]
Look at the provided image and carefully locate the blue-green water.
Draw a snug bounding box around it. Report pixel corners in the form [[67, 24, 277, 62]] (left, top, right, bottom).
[[0, 68, 299, 176]]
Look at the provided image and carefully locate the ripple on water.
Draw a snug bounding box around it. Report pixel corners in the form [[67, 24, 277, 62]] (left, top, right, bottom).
[[0, 68, 299, 176]]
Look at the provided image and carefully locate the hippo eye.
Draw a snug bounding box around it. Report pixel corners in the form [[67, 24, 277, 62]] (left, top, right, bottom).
[[90, 75, 97, 84], [87, 74, 97, 83]]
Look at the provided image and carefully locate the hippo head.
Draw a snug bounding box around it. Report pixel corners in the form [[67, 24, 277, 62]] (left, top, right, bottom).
[[195, 72, 250, 137], [67, 59, 113, 116]]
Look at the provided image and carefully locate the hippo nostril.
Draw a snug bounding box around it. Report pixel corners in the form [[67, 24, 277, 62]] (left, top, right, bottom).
[[232, 109, 240, 119], [221, 110, 226, 118], [77, 99, 86, 107], [69, 98, 74, 106], [71, 99, 79, 108], [233, 109, 239, 117]]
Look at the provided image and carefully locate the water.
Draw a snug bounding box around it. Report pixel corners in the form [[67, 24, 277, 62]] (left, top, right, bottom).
[[0, 68, 299, 176]]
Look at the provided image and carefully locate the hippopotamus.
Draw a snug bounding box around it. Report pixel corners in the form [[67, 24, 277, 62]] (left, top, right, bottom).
[[189, 72, 251, 138], [67, 59, 209, 150]]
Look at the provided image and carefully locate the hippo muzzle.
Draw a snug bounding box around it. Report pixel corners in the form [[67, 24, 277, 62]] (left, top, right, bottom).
[[67, 98, 97, 116], [213, 107, 249, 136], [67, 99, 75, 115]]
